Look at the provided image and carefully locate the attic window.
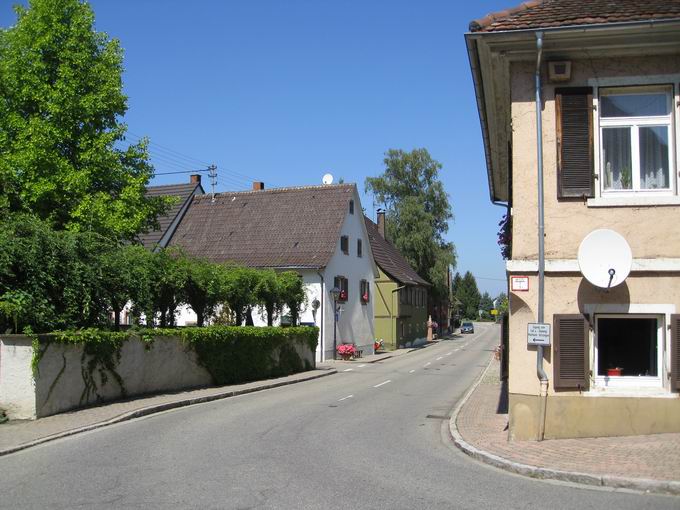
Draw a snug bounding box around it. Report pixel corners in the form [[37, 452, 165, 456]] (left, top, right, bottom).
[[341, 235, 349, 255], [349, 200, 355, 214], [357, 239, 362, 257]]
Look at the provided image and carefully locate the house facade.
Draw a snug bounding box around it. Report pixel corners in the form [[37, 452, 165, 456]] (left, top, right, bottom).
[[365, 212, 429, 350], [467, 0, 680, 440], [168, 182, 378, 362]]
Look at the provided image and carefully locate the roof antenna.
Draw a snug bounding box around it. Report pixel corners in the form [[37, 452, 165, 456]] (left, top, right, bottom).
[[208, 164, 217, 202]]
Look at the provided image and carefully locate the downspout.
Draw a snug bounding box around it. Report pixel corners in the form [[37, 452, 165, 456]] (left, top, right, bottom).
[[317, 271, 325, 363], [535, 31, 549, 441], [391, 285, 406, 349]]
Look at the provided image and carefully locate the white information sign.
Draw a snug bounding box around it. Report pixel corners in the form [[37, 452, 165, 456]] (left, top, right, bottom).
[[527, 323, 551, 346], [511, 276, 529, 292]]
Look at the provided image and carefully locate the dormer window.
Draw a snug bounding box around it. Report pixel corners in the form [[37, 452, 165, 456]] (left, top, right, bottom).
[[349, 200, 354, 214]]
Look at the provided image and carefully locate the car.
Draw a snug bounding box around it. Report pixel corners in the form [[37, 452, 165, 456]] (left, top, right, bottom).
[[460, 322, 474, 334]]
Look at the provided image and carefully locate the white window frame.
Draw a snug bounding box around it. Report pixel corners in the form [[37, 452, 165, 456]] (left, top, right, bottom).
[[588, 74, 680, 207], [584, 303, 675, 396]]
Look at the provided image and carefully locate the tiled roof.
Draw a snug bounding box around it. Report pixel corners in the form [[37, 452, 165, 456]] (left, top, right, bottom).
[[168, 184, 356, 268], [137, 183, 201, 250], [469, 0, 680, 33], [364, 216, 429, 287]]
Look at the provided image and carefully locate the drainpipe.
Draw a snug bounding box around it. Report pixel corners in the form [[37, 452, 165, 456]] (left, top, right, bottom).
[[535, 31, 549, 441], [391, 286, 406, 349], [317, 271, 325, 363]]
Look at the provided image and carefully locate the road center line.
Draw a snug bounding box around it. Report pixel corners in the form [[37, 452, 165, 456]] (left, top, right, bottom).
[[436, 356, 443, 361], [446, 352, 452, 356], [409, 369, 415, 373], [373, 380, 391, 388], [343, 368, 353, 372], [424, 362, 431, 367], [338, 395, 353, 401], [357, 364, 366, 368]]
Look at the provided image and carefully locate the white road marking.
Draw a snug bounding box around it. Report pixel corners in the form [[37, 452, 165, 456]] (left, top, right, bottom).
[[409, 369, 416, 373], [436, 356, 443, 361], [373, 380, 391, 388], [338, 395, 353, 401], [343, 368, 353, 372], [446, 352, 452, 356], [357, 364, 366, 368], [424, 362, 431, 367]]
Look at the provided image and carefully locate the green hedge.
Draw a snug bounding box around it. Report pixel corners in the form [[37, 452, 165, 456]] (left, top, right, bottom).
[[31, 326, 319, 390]]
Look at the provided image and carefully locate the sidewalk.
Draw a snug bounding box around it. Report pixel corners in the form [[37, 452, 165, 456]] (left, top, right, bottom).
[[450, 357, 680, 496], [0, 367, 335, 457], [320, 337, 439, 368]]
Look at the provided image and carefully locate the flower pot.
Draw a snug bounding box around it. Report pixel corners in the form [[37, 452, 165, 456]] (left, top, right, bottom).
[[607, 368, 622, 376], [341, 353, 352, 361]]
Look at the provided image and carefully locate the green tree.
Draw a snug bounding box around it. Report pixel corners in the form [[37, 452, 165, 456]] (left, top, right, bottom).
[[255, 269, 280, 326], [479, 291, 494, 319], [277, 271, 305, 326], [223, 267, 259, 326], [0, 0, 167, 239], [496, 292, 509, 315], [179, 255, 227, 327], [455, 271, 481, 320], [365, 148, 456, 301], [147, 248, 187, 327]]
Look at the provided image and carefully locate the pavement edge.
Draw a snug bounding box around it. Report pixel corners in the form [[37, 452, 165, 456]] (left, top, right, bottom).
[[0, 369, 337, 457], [447, 358, 680, 497]]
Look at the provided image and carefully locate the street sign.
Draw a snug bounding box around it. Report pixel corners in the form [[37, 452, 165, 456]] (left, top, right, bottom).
[[511, 275, 529, 291], [527, 323, 551, 346], [490, 309, 498, 316]]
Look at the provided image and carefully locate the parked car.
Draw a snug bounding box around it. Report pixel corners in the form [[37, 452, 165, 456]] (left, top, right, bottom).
[[461, 322, 474, 334]]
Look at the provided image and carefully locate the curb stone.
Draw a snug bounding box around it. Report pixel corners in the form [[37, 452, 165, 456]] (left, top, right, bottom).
[[0, 368, 337, 457], [448, 358, 680, 497]]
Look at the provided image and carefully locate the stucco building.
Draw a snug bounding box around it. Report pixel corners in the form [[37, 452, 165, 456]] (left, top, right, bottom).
[[467, 0, 680, 440]]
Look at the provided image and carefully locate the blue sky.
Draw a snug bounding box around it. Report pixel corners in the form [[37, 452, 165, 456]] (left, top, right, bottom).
[[1, 0, 513, 296]]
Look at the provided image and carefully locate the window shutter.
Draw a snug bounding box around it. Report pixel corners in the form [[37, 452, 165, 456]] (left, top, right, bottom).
[[556, 87, 594, 198], [672, 314, 680, 392], [553, 314, 590, 390]]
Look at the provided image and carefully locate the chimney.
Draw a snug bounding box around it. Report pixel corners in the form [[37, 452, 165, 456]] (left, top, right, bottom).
[[252, 181, 265, 191], [190, 174, 201, 184], [377, 209, 386, 239]]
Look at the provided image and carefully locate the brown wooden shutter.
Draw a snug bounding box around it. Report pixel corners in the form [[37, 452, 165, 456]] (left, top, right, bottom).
[[672, 314, 680, 392], [553, 314, 590, 390], [556, 87, 594, 198]]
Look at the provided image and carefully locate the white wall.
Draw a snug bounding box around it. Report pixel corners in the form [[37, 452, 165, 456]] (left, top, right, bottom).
[[0, 336, 36, 419], [321, 189, 376, 360]]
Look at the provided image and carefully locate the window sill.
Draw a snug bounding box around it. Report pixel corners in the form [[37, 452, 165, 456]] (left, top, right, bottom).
[[585, 386, 677, 398], [587, 196, 680, 207]]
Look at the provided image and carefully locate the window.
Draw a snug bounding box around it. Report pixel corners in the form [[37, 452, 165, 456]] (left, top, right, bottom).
[[349, 200, 354, 215], [357, 239, 362, 257], [599, 86, 674, 194], [360, 279, 370, 304], [594, 315, 663, 388], [333, 276, 348, 302], [340, 235, 349, 255]]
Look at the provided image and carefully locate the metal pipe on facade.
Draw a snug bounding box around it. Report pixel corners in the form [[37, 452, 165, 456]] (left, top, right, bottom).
[[535, 31, 549, 441], [316, 271, 325, 363]]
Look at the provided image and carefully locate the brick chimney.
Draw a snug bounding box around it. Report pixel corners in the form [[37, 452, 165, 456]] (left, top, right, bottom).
[[377, 209, 386, 239], [190, 174, 201, 184], [252, 181, 265, 191]]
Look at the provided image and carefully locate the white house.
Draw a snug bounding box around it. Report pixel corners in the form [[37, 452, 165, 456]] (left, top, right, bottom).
[[167, 182, 379, 362]]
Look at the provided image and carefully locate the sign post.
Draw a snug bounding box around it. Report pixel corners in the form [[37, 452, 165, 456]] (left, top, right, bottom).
[[527, 323, 551, 346]]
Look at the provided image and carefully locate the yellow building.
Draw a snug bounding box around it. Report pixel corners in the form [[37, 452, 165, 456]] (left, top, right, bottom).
[[365, 213, 430, 350], [467, 1, 680, 440]]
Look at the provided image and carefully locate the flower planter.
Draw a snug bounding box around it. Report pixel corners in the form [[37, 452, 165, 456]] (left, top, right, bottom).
[[607, 368, 623, 376]]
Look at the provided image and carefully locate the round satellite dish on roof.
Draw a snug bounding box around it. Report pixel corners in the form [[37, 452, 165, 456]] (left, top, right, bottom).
[[577, 229, 632, 289], [322, 173, 334, 185]]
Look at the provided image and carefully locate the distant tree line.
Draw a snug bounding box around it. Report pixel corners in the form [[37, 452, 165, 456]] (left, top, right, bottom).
[[451, 271, 506, 320]]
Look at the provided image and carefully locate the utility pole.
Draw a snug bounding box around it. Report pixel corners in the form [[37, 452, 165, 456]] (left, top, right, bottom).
[[208, 164, 217, 202]]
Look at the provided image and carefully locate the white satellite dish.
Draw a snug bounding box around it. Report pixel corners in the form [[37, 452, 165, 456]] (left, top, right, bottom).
[[577, 229, 632, 289], [322, 173, 334, 185]]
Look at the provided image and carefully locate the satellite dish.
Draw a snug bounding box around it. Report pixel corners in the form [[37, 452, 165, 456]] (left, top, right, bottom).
[[322, 173, 334, 185], [577, 229, 632, 289]]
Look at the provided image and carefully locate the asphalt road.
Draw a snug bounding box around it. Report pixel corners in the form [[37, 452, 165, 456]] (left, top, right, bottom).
[[1, 322, 677, 509]]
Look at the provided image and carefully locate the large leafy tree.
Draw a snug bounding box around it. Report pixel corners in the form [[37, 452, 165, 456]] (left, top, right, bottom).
[[365, 148, 456, 300], [0, 0, 166, 239]]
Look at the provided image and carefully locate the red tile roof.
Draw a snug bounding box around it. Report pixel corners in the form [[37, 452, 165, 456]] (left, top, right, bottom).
[[364, 217, 429, 287], [168, 184, 356, 268], [470, 0, 680, 33]]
